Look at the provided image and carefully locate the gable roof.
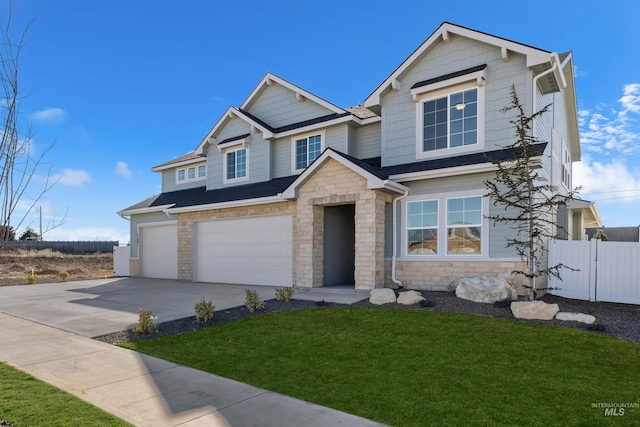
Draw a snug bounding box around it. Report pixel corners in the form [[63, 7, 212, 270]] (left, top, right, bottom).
[[194, 73, 380, 156], [364, 21, 563, 108], [241, 73, 345, 114]]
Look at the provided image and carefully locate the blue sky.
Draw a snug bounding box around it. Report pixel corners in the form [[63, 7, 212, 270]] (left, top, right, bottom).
[[7, 0, 640, 243]]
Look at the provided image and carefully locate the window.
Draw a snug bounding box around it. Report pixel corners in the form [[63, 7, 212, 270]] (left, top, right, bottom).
[[422, 88, 478, 152], [176, 162, 206, 184], [414, 79, 484, 160], [446, 196, 482, 255], [561, 143, 571, 189], [405, 193, 484, 257], [293, 133, 323, 172], [225, 148, 247, 181], [407, 200, 438, 255]]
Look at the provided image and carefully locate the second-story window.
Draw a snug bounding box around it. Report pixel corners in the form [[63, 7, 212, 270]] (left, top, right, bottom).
[[294, 133, 322, 172], [176, 163, 206, 184], [226, 148, 247, 181], [422, 88, 478, 152]]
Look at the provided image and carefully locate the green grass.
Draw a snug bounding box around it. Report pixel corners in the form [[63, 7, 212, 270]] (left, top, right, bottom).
[[122, 307, 640, 426], [0, 363, 132, 427]]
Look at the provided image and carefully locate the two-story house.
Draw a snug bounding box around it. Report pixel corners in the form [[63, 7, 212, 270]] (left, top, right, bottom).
[[118, 22, 589, 296]]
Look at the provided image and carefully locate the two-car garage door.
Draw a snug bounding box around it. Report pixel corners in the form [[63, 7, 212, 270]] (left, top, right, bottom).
[[195, 215, 293, 286]]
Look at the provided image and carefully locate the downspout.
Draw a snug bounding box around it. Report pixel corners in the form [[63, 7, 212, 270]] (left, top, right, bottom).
[[530, 59, 558, 299], [391, 189, 409, 288]]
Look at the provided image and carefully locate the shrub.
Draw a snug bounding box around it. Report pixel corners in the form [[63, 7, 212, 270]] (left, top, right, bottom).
[[275, 287, 294, 302], [26, 273, 37, 284], [133, 309, 158, 334], [195, 298, 214, 322], [58, 271, 69, 282], [421, 300, 436, 308], [447, 280, 458, 293], [245, 289, 265, 312]]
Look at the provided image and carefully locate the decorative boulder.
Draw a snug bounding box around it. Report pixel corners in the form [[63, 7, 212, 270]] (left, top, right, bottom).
[[555, 312, 596, 324], [369, 288, 397, 305], [397, 290, 425, 305], [510, 301, 560, 320], [455, 277, 517, 304]]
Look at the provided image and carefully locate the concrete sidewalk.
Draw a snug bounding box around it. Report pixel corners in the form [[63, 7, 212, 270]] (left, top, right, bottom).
[[0, 311, 388, 427]]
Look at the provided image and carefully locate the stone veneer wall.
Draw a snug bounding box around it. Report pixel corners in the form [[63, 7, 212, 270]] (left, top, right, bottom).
[[296, 158, 394, 290], [385, 260, 532, 297], [130, 259, 139, 277], [177, 201, 297, 282]]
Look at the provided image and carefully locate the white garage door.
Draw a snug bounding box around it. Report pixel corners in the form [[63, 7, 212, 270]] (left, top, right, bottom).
[[140, 224, 178, 279], [195, 215, 292, 286]]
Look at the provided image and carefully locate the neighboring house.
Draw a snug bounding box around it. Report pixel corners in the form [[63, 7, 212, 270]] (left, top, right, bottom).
[[118, 22, 590, 296], [585, 226, 640, 242]]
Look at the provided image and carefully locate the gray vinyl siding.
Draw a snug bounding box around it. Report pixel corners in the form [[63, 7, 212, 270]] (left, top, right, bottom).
[[348, 126, 357, 157], [129, 212, 175, 258], [379, 36, 529, 167], [270, 124, 350, 178], [356, 122, 382, 159], [206, 117, 270, 190], [161, 163, 207, 193], [245, 83, 336, 129]]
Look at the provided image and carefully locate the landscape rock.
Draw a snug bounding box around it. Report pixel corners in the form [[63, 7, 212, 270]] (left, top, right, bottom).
[[369, 288, 397, 305], [555, 312, 596, 324], [455, 277, 517, 304], [511, 301, 560, 320], [397, 290, 425, 305]]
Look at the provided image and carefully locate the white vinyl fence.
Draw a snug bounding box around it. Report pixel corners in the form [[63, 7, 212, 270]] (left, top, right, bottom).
[[548, 239, 640, 305]]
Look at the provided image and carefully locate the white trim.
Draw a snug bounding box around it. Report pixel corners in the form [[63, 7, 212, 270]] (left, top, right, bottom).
[[165, 196, 286, 214], [195, 106, 273, 155], [223, 146, 249, 185], [152, 156, 204, 172], [291, 130, 325, 174], [415, 82, 485, 160], [118, 204, 175, 217], [401, 189, 489, 261], [240, 72, 344, 114], [364, 22, 554, 108], [390, 163, 498, 182], [281, 148, 408, 199], [217, 135, 249, 152], [410, 67, 486, 99]]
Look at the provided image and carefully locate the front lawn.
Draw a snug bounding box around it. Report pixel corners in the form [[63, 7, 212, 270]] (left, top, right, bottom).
[[122, 307, 640, 426], [0, 363, 132, 426]]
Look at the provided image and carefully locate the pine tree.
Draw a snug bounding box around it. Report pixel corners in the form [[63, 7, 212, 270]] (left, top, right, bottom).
[[484, 85, 578, 301]]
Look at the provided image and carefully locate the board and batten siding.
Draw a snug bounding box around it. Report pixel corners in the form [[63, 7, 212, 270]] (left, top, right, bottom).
[[245, 83, 336, 129], [380, 35, 529, 167], [129, 212, 176, 258]]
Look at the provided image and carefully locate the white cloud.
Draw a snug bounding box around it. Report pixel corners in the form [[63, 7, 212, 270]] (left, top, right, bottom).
[[115, 161, 132, 179], [55, 169, 91, 186], [579, 83, 640, 155], [30, 107, 68, 124], [573, 155, 640, 203]]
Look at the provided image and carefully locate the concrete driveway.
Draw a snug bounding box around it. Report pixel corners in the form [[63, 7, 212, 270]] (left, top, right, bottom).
[[0, 278, 369, 337], [0, 278, 282, 337]]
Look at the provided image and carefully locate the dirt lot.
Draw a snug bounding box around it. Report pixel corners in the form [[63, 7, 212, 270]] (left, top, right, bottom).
[[0, 248, 114, 287]]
